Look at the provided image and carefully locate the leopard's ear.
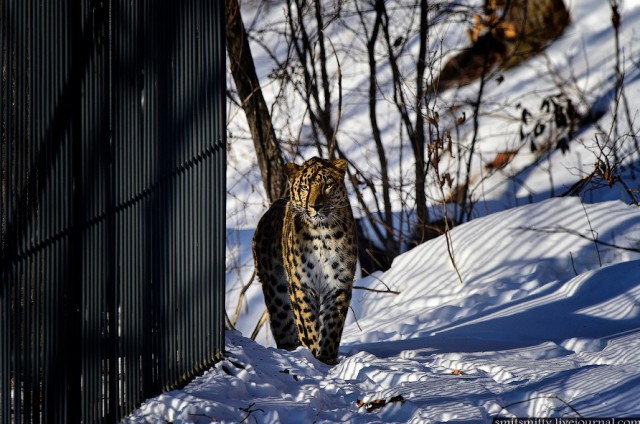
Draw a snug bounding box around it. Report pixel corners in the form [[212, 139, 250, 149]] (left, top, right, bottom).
[[284, 163, 301, 180], [332, 159, 348, 176]]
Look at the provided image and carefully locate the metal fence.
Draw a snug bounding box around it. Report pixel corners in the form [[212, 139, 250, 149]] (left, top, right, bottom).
[[0, 0, 226, 422]]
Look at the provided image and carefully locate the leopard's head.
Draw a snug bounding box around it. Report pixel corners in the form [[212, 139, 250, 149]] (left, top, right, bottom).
[[285, 157, 350, 224]]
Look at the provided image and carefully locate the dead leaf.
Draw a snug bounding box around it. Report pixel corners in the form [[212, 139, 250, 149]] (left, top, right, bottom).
[[486, 150, 518, 170], [357, 395, 405, 413]]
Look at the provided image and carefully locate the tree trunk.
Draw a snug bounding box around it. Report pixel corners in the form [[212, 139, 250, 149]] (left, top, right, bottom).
[[413, 0, 430, 239], [226, 0, 286, 203]]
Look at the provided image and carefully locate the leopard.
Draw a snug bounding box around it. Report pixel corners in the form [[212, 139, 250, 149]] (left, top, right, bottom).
[[253, 157, 357, 364]]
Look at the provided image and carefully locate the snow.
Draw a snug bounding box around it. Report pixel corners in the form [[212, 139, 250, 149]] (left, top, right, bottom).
[[126, 0, 640, 422], [126, 198, 640, 423]]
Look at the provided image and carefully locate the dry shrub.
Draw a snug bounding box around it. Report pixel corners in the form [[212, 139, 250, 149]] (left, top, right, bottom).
[[434, 0, 571, 92]]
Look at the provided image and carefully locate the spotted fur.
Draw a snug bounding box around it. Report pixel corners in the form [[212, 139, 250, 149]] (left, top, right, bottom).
[[253, 157, 357, 364]]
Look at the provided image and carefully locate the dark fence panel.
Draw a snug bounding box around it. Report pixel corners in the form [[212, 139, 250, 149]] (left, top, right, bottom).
[[0, 0, 226, 422]]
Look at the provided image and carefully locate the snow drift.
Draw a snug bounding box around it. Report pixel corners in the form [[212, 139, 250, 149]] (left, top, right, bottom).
[[126, 198, 640, 423]]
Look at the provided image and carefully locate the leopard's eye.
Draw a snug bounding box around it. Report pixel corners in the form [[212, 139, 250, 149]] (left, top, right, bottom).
[[325, 181, 334, 193]]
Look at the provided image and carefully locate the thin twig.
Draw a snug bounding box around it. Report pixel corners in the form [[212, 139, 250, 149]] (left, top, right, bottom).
[[233, 270, 257, 326], [580, 199, 602, 267], [429, 111, 463, 285], [358, 0, 395, 250], [444, 216, 464, 285], [358, 271, 399, 294], [353, 285, 400, 295], [225, 311, 236, 331], [239, 402, 265, 423], [323, 29, 342, 159], [616, 175, 640, 206], [498, 395, 584, 419], [515, 226, 640, 253], [458, 47, 490, 224], [251, 309, 269, 340], [349, 305, 363, 332], [569, 251, 578, 276]]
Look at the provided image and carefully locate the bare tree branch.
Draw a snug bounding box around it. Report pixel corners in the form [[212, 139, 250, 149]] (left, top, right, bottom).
[[226, 0, 286, 202]]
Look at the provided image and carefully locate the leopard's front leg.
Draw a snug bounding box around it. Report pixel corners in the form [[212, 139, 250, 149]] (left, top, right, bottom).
[[283, 217, 322, 357], [289, 277, 321, 357], [317, 287, 351, 364]]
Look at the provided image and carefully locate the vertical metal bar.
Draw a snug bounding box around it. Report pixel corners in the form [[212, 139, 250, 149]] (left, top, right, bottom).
[[25, 0, 39, 411], [84, 224, 90, 422], [25, 0, 37, 411], [189, 10, 198, 372], [0, 0, 7, 418], [32, 0, 45, 413], [141, 0, 155, 400], [168, 7, 177, 386], [105, 0, 118, 419], [205, 0, 214, 364], [175, 4, 184, 386], [1, 275, 4, 424], [190, 2, 198, 364], [169, 171, 176, 388], [81, 0, 91, 415], [196, 146, 203, 370], [178, 1, 186, 366], [210, 0, 218, 362], [11, 0, 24, 419], [214, 0, 224, 362], [64, 127, 71, 423], [136, 201, 142, 407], [45, 85, 55, 423], [220, 0, 227, 360], [2, 21, 11, 413], [191, 0, 198, 377], [13, 0, 23, 409], [14, 262, 19, 424], [197, 0, 204, 371], [63, 0, 83, 419], [0, 261, 7, 422], [132, 0, 142, 406]]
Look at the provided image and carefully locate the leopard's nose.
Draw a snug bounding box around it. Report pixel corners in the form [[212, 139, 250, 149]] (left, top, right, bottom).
[[310, 203, 323, 212]]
